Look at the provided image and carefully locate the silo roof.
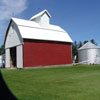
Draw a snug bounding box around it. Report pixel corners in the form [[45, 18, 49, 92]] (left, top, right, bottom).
[[78, 42, 100, 50]]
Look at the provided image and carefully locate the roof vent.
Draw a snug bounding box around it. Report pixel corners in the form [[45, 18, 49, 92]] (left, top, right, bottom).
[[29, 9, 51, 27]]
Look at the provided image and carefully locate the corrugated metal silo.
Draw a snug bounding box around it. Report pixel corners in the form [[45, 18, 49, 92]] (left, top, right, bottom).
[[78, 42, 100, 64]]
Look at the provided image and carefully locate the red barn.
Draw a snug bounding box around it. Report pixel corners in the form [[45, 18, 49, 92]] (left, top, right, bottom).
[[4, 10, 73, 68]]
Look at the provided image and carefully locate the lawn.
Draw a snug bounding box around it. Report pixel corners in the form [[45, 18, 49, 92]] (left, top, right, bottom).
[[1, 65, 100, 100]]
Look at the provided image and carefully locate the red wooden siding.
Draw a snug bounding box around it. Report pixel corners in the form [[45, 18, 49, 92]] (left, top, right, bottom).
[[23, 39, 72, 67]]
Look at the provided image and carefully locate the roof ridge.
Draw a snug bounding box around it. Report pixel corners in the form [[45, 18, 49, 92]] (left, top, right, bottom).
[[29, 9, 51, 21], [11, 17, 66, 32]]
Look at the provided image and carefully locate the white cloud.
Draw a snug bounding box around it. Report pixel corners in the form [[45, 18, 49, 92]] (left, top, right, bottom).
[[0, 0, 27, 21], [0, 0, 27, 46]]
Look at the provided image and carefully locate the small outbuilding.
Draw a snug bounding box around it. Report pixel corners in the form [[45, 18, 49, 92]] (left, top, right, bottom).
[[78, 42, 100, 64], [4, 9, 73, 68]]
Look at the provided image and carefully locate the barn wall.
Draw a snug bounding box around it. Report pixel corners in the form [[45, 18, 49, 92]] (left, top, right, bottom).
[[5, 21, 23, 49], [40, 13, 49, 27], [31, 13, 49, 27], [23, 39, 72, 67]]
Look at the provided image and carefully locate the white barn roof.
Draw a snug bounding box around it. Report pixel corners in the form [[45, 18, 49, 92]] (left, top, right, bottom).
[[5, 10, 73, 43], [78, 42, 100, 50]]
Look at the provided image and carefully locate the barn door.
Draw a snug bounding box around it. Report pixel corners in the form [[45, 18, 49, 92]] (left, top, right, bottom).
[[10, 47, 16, 68]]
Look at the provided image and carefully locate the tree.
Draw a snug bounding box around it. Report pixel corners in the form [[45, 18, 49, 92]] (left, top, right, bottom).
[[72, 41, 78, 63], [90, 39, 97, 45], [78, 41, 83, 48], [0, 45, 5, 55], [83, 40, 88, 44]]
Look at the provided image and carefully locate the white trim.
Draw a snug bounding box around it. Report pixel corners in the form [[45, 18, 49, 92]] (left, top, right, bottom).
[[29, 9, 51, 21], [5, 49, 10, 68], [17, 45, 23, 68]]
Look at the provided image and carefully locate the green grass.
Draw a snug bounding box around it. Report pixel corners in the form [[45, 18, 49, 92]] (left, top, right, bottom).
[[1, 65, 100, 100]]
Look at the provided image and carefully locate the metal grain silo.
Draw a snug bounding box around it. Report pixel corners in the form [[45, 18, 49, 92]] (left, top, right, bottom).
[[78, 42, 100, 64]]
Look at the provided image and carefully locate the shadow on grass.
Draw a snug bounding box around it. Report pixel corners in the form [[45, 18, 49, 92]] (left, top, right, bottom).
[[0, 70, 18, 100]]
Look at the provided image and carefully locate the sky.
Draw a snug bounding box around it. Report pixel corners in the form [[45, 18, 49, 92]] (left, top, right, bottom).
[[0, 0, 100, 47]]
